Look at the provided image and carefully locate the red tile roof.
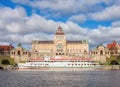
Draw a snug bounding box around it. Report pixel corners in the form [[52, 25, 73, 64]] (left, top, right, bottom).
[[107, 41, 119, 49], [0, 45, 13, 51]]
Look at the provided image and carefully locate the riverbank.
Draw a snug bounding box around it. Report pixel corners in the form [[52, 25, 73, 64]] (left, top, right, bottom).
[[102, 65, 120, 70], [0, 65, 18, 71]]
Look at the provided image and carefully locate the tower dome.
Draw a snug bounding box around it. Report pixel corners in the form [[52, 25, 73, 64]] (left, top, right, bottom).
[[55, 26, 65, 35]]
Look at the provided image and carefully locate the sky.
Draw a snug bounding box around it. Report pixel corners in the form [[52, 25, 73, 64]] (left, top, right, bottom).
[[0, 0, 120, 49]]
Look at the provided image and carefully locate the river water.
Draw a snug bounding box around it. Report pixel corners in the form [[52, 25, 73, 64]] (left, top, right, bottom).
[[0, 70, 120, 87]]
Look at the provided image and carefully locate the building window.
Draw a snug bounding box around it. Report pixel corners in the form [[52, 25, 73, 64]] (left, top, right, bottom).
[[59, 53, 61, 55], [84, 50, 87, 53], [100, 50, 103, 55], [96, 52, 97, 54], [105, 52, 107, 54], [11, 52, 13, 54], [18, 50, 20, 55], [66, 53, 68, 55], [111, 52, 113, 54]]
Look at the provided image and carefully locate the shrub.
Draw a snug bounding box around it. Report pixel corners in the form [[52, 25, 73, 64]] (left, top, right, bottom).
[[1, 59, 10, 65]]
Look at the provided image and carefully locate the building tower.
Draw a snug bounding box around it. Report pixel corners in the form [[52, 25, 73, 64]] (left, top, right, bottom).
[[54, 26, 67, 58]]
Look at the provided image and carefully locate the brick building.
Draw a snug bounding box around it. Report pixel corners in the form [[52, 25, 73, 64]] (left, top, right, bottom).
[[10, 44, 30, 63], [31, 26, 89, 59], [91, 44, 110, 63], [107, 41, 120, 56], [0, 44, 14, 56]]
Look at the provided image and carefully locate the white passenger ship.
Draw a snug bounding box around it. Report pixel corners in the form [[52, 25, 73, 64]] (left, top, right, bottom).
[[18, 57, 101, 70]]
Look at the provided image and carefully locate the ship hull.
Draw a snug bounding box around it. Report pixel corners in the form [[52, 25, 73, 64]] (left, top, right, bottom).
[[18, 61, 101, 71]]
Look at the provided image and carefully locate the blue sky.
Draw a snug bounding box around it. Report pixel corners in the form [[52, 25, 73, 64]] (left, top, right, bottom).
[[0, 0, 120, 49]]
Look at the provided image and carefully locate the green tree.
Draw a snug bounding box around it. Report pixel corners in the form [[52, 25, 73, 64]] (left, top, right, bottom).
[[1, 59, 10, 65], [110, 60, 118, 65]]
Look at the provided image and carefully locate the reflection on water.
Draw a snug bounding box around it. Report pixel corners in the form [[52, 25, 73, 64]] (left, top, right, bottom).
[[0, 70, 120, 87]]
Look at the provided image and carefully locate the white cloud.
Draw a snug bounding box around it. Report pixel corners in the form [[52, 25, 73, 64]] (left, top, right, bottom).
[[12, 0, 108, 15], [11, 0, 120, 22], [0, 6, 26, 20], [68, 14, 87, 23], [0, 6, 27, 33], [6, 22, 21, 33], [91, 5, 120, 21], [0, 6, 120, 49], [112, 21, 120, 27], [11, 0, 30, 4]]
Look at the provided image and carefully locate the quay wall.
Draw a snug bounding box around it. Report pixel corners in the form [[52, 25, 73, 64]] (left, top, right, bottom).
[[102, 65, 120, 70], [1, 65, 120, 71]]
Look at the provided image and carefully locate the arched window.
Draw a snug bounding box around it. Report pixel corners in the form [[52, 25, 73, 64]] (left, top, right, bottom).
[[59, 53, 61, 55], [96, 52, 97, 54], [56, 43, 63, 52], [18, 50, 20, 55], [100, 50, 103, 55], [84, 50, 87, 53]]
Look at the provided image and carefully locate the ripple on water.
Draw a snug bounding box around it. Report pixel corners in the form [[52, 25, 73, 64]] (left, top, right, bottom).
[[0, 70, 120, 87]]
